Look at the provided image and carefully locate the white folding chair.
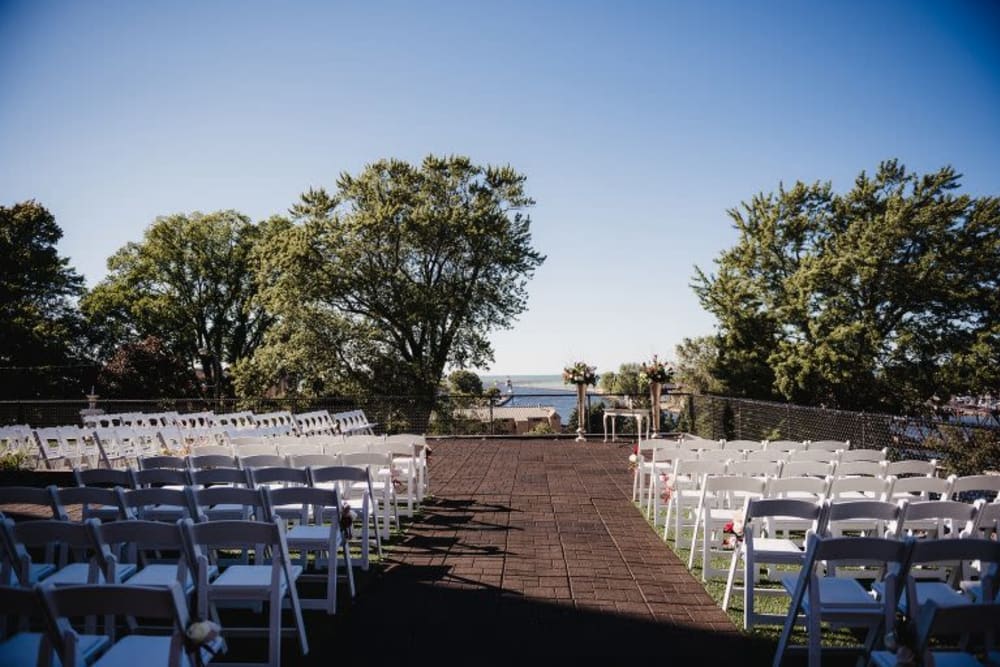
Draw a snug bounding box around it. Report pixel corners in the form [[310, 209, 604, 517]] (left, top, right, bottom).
[[835, 460, 887, 478], [949, 474, 1000, 502], [181, 518, 307, 667], [764, 440, 806, 454], [780, 460, 835, 479], [806, 439, 848, 452], [838, 448, 887, 463], [827, 476, 892, 502], [727, 459, 782, 479], [721, 497, 827, 630], [308, 466, 382, 570], [0, 583, 109, 667], [887, 475, 952, 502], [688, 475, 766, 580], [723, 439, 766, 453], [885, 459, 937, 478], [262, 486, 355, 614], [661, 459, 728, 546], [774, 535, 909, 667]]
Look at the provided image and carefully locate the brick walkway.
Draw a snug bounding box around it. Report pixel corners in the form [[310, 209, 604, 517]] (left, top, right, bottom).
[[311, 438, 774, 662]]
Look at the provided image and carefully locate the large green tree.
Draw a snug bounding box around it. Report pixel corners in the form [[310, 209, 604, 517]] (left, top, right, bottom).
[[237, 155, 545, 415], [0, 200, 89, 398], [83, 211, 280, 398], [694, 160, 1000, 414]]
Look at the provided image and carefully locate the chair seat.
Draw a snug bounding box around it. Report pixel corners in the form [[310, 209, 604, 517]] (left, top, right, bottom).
[[46, 562, 137, 585], [203, 504, 250, 520], [781, 574, 879, 611], [6, 562, 56, 585], [0, 631, 109, 667], [752, 538, 806, 558], [125, 564, 200, 592], [210, 564, 303, 593], [93, 635, 196, 667]]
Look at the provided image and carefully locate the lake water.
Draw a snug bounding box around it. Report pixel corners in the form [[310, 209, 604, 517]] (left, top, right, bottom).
[[481, 375, 598, 425]]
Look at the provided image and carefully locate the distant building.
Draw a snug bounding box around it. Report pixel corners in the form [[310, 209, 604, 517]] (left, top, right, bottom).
[[453, 405, 561, 435]]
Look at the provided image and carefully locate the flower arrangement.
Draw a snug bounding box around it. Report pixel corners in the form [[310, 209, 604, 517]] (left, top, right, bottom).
[[340, 503, 358, 538], [659, 473, 673, 504], [639, 355, 674, 384], [722, 518, 745, 549], [628, 444, 640, 471], [562, 361, 598, 386]]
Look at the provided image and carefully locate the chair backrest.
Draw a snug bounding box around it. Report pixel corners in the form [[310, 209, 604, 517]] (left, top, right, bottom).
[[210, 411, 256, 429], [745, 497, 826, 535], [247, 466, 309, 487], [696, 449, 733, 463], [727, 459, 782, 478], [835, 461, 887, 477], [823, 499, 903, 537], [949, 475, 1000, 501], [186, 486, 266, 522], [73, 467, 136, 489], [262, 486, 341, 525], [674, 459, 728, 480], [972, 500, 1000, 540], [888, 475, 951, 501], [189, 467, 250, 487], [239, 454, 287, 469], [0, 583, 46, 641], [680, 438, 722, 451], [40, 580, 193, 662], [189, 444, 233, 458], [7, 518, 98, 572], [340, 452, 392, 468], [886, 459, 936, 478], [140, 455, 187, 470], [722, 439, 765, 452], [745, 449, 788, 463], [701, 475, 767, 501], [308, 465, 368, 485], [788, 449, 840, 463], [0, 486, 57, 518], [827, 476, 891, 501], [187, 453, 240, 470], [51, 486, 127, 522], [277, 443, 324, 458], [807, 439, 848, 452], [115, 487, 194, 521], [781, 460, 835, 478], [288, 453, 339, 469], [89, 519, 192, 584], [765, 475, 830, 499], [838, 448, 888, 463], [230, 438, 275, 453], [134, 467, 190, 487], [898, 500, 978, 538], [764, 440, 805, 453]]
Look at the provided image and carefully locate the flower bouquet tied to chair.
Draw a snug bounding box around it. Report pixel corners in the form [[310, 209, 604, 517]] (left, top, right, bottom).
[[563, 361, 598, 441]]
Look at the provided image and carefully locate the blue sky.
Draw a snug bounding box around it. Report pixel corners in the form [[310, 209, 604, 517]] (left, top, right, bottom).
[[2, 1, 999, 375]]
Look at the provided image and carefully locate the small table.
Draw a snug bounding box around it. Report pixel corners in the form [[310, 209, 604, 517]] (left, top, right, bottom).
[[603, 408, 651, 442]]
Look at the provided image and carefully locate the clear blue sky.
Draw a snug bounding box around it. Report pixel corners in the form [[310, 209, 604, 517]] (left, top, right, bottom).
[[2, 1, 999, 375]]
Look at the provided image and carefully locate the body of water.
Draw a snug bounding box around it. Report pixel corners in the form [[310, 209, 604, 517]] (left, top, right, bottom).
[[481, 375, 596, 425]]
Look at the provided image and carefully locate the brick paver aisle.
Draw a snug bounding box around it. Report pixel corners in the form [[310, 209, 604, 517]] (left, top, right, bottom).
[[311, 439, 770, 662]]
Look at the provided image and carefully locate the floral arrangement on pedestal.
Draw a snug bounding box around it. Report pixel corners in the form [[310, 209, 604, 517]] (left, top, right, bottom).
[[639, 355, 674, 384], [562, 361, 598, 386], [640, 355, 674, 437], [564, 361, 598, 441]]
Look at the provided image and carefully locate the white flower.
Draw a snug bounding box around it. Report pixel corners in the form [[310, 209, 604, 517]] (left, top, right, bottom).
[[628, 453, 638, 464], [186, 620, 221, 645]]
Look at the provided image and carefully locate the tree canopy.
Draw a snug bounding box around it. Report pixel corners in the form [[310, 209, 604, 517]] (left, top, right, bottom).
[[236, 155, 545, 414], [0, 200, 88, 398], [83, 210, 280, 398], [693, 160, 1000, 414]]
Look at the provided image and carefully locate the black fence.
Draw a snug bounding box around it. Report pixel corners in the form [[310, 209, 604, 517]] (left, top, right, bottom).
[[685, 394, 1000, 476]]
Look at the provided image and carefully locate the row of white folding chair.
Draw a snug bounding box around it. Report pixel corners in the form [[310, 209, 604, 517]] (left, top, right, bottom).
[[332, 410, 377, 435], [293, 409, 336, 436], [719, 497, 1000, 636], [660, 467, 989, 550], [1, 514, 311, 666], [692, 487, 997, 585]]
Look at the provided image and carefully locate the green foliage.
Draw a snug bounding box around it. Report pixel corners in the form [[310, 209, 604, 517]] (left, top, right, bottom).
[[83, 211, 280, 398], [693, 160, 1000, 414], [599, 363, 650, 405], [925, 426, 1000, 477], [0, 201, 88, 398], [527, 420, 556, 435], [97, 336, 197, 398], [448, 370, 483, 395], [243, 155, 545, 416], [566, 402, 605, 433], [673, 336, 724, 395], [0, 449, 33, 471]]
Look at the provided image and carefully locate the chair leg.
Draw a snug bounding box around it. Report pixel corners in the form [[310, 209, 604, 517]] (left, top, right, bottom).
[[744, 553, 754, 631], [269, 592, 283, 667], [722, 548, 739, 611], [687, 506, 702, 569]]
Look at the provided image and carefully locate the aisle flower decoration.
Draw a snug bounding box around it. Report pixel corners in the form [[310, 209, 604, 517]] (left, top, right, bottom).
[[722, 518, 744, 549], [659, 473, 674, 504], [628, 444, 640, 471], [639, 355, 674, 384], [562, 361, 598, 386]]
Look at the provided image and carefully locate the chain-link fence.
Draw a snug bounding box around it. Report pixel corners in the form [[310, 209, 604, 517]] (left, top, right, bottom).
[[683, 394, 1000, 475]]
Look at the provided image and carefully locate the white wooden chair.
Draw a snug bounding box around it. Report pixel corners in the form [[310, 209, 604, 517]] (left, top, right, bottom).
[[780, 460, 835, 479], [661, 459, 728, 546], [885, 459, 937, 478], [774, 535, 909, 667], [949, 474, 1000, 502], [887, 475, 951, 502], [41, 580, 223, 667], [835, 461, 887, 478], [721, 497, 827, 629], [723, 439, 766, 453], [181, 518, 307, 667], [262, 486, 355, 614], [827, 476, 892, 502], [728, 459, 783, 479], [341, 452, 398, 538], [838, 448, 887, 463], [2, 518, 135, 586], [308, 466, 382, 570], [0, 583, 109, 667], [385, 433, 429, 501], [688, 475, 766, 580], [869, 600, 1000, 667], [788, 449, 841, 463], [806, 439, 848, 452], [764, 440, 806, 454]]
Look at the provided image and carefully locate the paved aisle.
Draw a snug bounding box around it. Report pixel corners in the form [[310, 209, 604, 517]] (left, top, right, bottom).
[[310, 439, 771, 662]]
